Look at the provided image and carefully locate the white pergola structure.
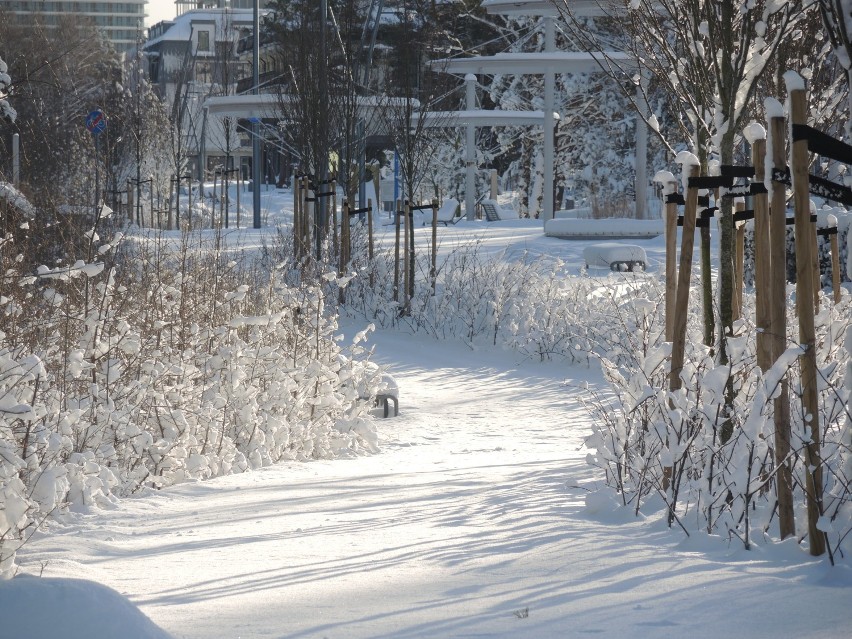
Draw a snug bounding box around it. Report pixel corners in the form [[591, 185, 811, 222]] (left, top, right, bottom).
[[411, 74, 558, 221], [429, 0, 644, 222]]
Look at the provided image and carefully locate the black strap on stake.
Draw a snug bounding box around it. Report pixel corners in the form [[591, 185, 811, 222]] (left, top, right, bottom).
[[348, 206, 371, 216], [409, 204, 435, 212], [698, 195, 711, 207], [665, 193, 685, 205], [317, 178, 335, 186], [677, 209, 716, 227], [792, 124, 852, 165], [689, 175, 734, 189], [722, 183, 768, 198], [734, 209, 755, 222], [316, 190, 335, 198], [721, 165, 755, 178], [785, 214, 818, 225], [817, 226, 839, 237], [772, 167, 792, 186], [395, 210, 414, 217], [305, 197, 317, 203], [808, 173, 852, 206]]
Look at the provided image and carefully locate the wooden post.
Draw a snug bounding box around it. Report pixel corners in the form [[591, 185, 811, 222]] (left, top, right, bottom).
[[393, 198, 401, 303], [403, 200, 411, 314], [733, 200, 745, 323], [167, 176, 175, 231], [340, 199, 349, 276], [126, 179, 134, 225], [830, 228, 841, 303], [331, 180, 339, 259], [293, 177, 302, 261], [212, 171, 218, 229], [789, 87, 826, 557], [187, 176, 193, 231], [769, 114, 795, 540], [431, 198, 438, 294], [666, 163, 700, 492], [665, 181, 678, 342], [752, 139, 772, 373], [670, 164, 700, 393], [367, 198, 375, 290]]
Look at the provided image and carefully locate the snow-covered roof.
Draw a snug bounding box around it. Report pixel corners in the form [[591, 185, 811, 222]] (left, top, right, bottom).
[[482, 0, 619, 17], [0, 182, 35, 218], [143, 8, 263, 49], [412, 109, 558, 127], [433, 51, 635, 75]]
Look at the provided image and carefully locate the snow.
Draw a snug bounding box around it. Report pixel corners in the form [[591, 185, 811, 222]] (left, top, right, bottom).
[[764, 96, 785, 118], [743, 121, 767, 143], [544, 217, 664, 239], [6, 188, 852, 638], [783, 70, 806, 92]]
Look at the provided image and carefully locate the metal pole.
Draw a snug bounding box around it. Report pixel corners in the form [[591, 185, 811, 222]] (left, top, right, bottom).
[[542, 16, 555, 222], [465, 73, 476, 221], [252, 0, 262, 228]]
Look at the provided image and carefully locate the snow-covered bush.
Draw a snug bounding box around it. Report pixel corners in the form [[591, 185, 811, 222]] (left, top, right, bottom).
[[337, 221, 852, 558], [582, 269, 852, 557], [0, 226, 382, 578]]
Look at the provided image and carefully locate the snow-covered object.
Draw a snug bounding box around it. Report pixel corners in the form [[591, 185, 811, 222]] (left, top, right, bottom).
[[0, 576, 174, 638], [0, 56, 15, 123], [783, 70, 806, 92], [652, 170, 677, 197], [544, 218, 663, 239], [675, 151, 700, 191], [764, 97, 785, 118], [743, 121, 766, 143], [583, 243, 647, 270], [0, 183, 34, 218]]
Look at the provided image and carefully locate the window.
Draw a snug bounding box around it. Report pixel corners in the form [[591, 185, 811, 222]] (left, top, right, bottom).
[[197, 30, 210, 53]]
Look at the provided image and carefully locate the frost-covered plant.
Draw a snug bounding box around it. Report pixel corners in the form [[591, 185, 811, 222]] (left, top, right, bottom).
[[0, 225, 382, 578], [583, 271, 852, 558]]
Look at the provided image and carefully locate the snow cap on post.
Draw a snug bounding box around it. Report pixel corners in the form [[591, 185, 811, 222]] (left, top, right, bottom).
[[653, 170, 677, 195], [743, 122, 766, 143], [464, 73, 477, 83], [674, 151, 700, 191], [783, 70, 806, 92], [764, 97, 784, 119]]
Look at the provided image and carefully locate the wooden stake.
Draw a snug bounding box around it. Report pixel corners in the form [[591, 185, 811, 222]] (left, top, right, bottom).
[[752, 139, 772, 373], [431, 198, 438, 294], [393, 199, 401, 303], [734, 200, 745, 323], [790, 88, 826, 557], [665, 181, 678, 342], [769, 115, 795, 541], [670, 164, 700, 393], [367, 198, 375, 290], [665, 164, 700, 490], [403, 200, 411, 314], [830, 230, 841, 303]]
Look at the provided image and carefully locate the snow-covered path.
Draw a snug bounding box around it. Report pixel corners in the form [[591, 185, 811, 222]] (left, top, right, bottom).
[[17, 328, 852, 638]]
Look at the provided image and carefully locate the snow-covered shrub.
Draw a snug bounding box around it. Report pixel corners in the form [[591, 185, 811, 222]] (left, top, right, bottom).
[[0, 225, 382, 578], [582, 266, 852, 557]]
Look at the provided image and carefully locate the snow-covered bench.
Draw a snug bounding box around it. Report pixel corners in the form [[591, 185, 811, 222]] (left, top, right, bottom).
[[435, 198, 461, 226], [583, 242, 647, 272], [545, 218, 663, 239]]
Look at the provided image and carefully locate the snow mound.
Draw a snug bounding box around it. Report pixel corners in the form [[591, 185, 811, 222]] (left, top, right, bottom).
[[0, 575, 174, 639]]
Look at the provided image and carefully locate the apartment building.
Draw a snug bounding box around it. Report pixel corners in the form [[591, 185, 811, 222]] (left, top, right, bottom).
[[0, 0, 147, 52]]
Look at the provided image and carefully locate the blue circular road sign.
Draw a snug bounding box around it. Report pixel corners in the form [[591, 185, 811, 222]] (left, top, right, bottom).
[[86, 109, 107, 136]]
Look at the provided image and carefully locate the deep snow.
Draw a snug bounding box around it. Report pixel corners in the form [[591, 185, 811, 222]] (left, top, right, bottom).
[[4, 187, 852, 638]]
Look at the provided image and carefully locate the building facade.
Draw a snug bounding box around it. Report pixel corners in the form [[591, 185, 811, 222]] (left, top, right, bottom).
[[0, 0, 147, 52]]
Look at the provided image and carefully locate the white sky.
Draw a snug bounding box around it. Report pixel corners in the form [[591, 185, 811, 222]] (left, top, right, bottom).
[[145, 0, 178, 27]]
